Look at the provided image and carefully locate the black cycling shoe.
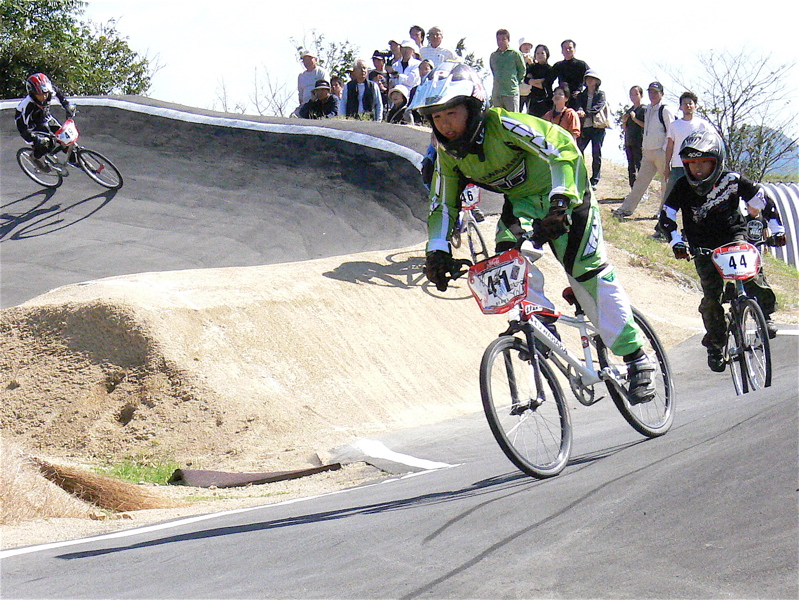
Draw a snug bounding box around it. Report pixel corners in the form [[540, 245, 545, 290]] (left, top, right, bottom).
[[626, 355, 656, 404], [472, 207, 486, 223], [766, 320, 778, 339], [33, 156, 51, 173], [707, 349, 726, 373]]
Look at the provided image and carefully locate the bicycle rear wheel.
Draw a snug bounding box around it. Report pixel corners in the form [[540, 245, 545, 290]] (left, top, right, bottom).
[[739, 298, 772, 391], [16, 148, 63, 188], [727, 313, 749, 395], [466, 218, 490, 263], [480, 335, 572, 478], [597, 308, 675, 437], [77, 149, 123, 189]]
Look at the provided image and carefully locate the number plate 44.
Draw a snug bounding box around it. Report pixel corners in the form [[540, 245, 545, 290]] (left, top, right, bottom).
[[711, 242, 761, 281]]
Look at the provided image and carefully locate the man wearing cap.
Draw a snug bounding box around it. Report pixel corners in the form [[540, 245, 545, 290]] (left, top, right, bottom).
[[297, 51, 329, 109], [613, 81, 675, 219], [420, 26, 456, 68], [389, 40, 422, 89], [369, 50, 391, 110], [298, 79, 338, 119]]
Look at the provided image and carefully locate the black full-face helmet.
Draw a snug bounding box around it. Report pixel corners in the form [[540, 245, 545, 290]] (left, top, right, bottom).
[[26, 73, 54, 106], [679, 130, 726, 196], [408, 60, 488, 158]]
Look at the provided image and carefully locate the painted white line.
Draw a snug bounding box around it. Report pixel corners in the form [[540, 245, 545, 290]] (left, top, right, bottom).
[[352, 438, 455, 470], [0, 97, 424, 168]]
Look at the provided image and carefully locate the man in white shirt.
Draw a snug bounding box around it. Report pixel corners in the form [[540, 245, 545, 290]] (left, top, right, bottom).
[[388, 40, 421, 89], [419, 26, 456, 68], [663, 91, 712, 204], [297, 51, 328, 110], [614, 81, 675, 219]]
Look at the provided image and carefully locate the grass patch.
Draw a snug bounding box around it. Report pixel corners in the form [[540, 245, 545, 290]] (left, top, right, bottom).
[[95, 456, 181, 485]]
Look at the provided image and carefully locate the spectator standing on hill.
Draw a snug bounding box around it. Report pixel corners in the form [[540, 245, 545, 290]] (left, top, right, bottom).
[[518, 37, 534, 113], [330, 76, 344, 100], [663, 91, 712, 203], [369, 50, 391, 111], [526, 44, 553, 118], [613, 81, 675, 219], [420, 26, 456, 68], [622, 85, 646, 188], [298, 79, 338, 119], [543, 84, 580, 140], [297, 51, 328, 109], [339, 59, 383, 121], [490, 29, 526, 112], [576, 69, 608, 189], [409, 25, 425, 56], [385, 85, 415, 125], [549, 40, 588, 109], [390, 40, 422, 89]]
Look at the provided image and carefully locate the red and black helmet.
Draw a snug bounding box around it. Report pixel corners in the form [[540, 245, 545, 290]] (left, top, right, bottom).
[[26, 73, 54, 106]]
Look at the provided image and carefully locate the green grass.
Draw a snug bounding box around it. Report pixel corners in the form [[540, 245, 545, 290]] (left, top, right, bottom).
[[95, 456, 182, 485]]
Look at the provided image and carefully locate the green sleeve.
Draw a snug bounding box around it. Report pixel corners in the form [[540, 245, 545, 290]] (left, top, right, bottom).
[[495, 111, 587, 207], [426, 151, 463, 254]]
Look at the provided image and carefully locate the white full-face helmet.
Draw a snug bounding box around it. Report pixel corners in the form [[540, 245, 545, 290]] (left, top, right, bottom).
[[409, 60, 488, 157]]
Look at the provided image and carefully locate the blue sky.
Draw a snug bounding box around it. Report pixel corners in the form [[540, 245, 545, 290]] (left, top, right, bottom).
[[82, 0, 796, 164]]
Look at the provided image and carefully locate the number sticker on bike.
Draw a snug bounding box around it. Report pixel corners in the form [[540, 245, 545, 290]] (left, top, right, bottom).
[[467, 249, 528, 314], [460, 184, 481, 209], [54, 119, 79, 146], [711, 242, 761, 280]]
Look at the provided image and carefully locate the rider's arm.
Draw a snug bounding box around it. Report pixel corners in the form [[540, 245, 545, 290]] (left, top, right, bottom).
[[745, 181, 786, 236], [426, 151, 462, 254], [658, 183, 684, 247]]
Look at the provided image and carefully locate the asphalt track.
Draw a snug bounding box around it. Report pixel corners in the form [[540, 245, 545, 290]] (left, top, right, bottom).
[[0, 97, 441, 308]]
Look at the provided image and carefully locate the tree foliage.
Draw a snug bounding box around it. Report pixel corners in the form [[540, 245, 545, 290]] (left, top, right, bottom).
[[291, 30, 358, 81], [660, 48, 797, 181], [455, 38, 485, 76], [0, 0, 153, 98]]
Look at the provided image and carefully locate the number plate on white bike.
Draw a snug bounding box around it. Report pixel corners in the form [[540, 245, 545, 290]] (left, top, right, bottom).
[[711, 242, 761, 280], [460, 183, 480, 209], [467, 249, 528, 314], [54, 119, 79, 146]]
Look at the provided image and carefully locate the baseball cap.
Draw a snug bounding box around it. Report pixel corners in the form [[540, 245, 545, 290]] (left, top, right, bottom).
[[301, 50, 316, 58], [371, 49, 386, 60], [400, 39, 419, 52], [648, 81, 664, 92], [313, 79, 330, 91]]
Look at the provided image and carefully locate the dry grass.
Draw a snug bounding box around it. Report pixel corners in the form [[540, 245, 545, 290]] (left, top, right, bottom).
[[1, 440, 93, 525]]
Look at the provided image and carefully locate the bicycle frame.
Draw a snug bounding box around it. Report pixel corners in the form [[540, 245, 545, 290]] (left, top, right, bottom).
[[469, 247, 621, 394]]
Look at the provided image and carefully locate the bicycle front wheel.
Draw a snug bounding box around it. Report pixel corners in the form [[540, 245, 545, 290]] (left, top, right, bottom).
[[598, 308, 675, 437], [480, 336, 572, 478], [739, 298, 772, 391], [466, 218, 490, 263], [727, 312, 749, 395], [77, 149, 123, 189], [16, 148, 63, 188]]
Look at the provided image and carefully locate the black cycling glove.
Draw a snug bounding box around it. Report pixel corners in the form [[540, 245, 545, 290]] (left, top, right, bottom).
[[424, 250, 470, 292], [531, 195, 571, 246], [672, 242, 690, 260]]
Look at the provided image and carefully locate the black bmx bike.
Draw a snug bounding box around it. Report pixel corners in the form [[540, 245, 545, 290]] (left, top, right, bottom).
[[16, 118, 123, 190], [692, 242, 772, 395]]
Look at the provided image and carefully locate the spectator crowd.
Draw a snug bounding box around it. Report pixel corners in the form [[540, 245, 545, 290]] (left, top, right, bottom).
[[293, 24, 712, 193]]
